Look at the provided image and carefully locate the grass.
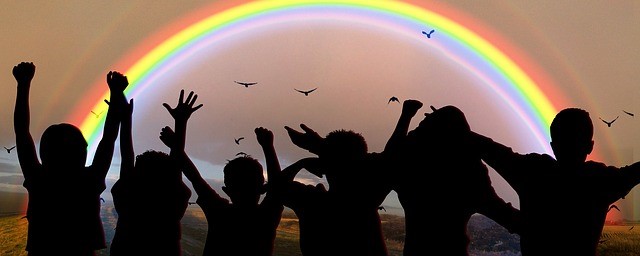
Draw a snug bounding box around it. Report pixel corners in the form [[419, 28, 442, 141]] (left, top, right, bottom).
[[597, 225, 640, 256], [0, 215, 27, 256], [2, 207, 640, 256]]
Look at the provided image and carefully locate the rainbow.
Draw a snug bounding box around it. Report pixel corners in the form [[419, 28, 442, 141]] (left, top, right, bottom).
[[69, 0, 572, 157]]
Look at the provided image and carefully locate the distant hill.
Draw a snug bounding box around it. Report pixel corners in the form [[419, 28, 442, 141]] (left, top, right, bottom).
[[0, 191, 26, 217]]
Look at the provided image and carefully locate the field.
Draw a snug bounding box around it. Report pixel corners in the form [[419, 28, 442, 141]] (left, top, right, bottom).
[[1, 203, 639, 255]]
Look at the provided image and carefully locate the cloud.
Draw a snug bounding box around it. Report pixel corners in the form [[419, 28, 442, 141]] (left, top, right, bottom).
[[0, 175, 24, 186], [0, 183, 26, 193], [0, 161, 21, 173]]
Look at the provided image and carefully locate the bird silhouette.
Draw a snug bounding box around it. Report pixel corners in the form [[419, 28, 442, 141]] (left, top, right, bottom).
[[91, 110, 104, 118], [236, 152, 248, 157], [623, 110, 634, 117], [388, 96, 399, 104], [422, 29, 435, 38], [599, 116, 619, 127], [234, 81, 258, 88], [294, 88, 317, 96], [608, 204, 620, 212], [100, 198, 106, 203], [630, 226, 635, 231], [4, 146, 15, 153], [378, 206, 386, 212], [234, 137, 244, 145]]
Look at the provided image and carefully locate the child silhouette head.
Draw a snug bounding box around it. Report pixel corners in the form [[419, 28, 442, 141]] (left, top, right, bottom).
[[39, 123, 87, 168], [222, 156, 266, 207], [134, 150, 181, 184], [550, 108, 594, 166], [318, 130, 368, 191], [322, 130, 368, 163], [410, 105, 470, 148]]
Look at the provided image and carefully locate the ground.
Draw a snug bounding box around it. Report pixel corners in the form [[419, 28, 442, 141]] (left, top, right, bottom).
[[1, 204, 638, 255]]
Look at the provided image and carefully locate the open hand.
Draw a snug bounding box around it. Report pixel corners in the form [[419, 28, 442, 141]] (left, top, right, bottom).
[[162, 89, 203, 122], [284, 124, 323, 152]]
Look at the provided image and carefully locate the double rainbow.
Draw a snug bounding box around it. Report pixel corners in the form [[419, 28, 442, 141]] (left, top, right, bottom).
[[69, 0, 569, 156]]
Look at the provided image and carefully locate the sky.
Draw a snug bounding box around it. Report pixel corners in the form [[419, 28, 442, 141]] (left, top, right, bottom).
[[0, 1, 638, 218]]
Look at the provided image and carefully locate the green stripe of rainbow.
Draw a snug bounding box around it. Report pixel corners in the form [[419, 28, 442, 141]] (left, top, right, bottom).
[[71, 0, 569, 156]]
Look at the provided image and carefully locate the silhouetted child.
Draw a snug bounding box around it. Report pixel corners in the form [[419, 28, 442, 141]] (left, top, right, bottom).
[[469, 108, 640, 255], [281, 128, 390, 256], [109, 96, 191, 256], [385, 101, 519, 256], [13, 62, 125, 255], [160, 90, 283, 256]]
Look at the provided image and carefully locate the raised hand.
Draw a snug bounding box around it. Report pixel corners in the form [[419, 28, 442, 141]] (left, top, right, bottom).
[[255, 127, 274, 147], [103, 98, 133, 116], [159, 126, 176, 149], [402, 99, 423, 117], [124, 98, 134, 116], [13, 62, 36, 85], [284, 124, 323, 153], [162, 89, 203, 122], [106, 71, 128, 93]]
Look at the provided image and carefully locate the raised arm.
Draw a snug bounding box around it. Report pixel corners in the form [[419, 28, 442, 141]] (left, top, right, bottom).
[[383, 99, 423, 153], [469, 131, 527, 184], [118, 98, 135, 180], [162, 90, 202, 152], [280, 157, 322, 183], [13, 62, 40, 178], [160, 126, 212, 197], [255, 127, 280, 184], [161, 90, 210, 196], [472, 163, 520, 234], [478, 194, 520, 234], [92, 71, 127, 178]]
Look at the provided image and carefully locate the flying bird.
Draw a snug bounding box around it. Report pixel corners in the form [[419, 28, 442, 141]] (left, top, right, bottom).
[[630, 226, 635, 231], [623, 110, 634, 117], [100, 198, 106, 203], [91, 110, 104, 118], [234, 137, 244, 145], [608, 204, 620, 212], [294, 88, 317, 96], [378, 206, 386, 212], [4, 146, 15, 153], [234, 81, 257, 88], [388, 96, 399, 104], [599, 116, 619, 127], [422, 29, 435, 38]]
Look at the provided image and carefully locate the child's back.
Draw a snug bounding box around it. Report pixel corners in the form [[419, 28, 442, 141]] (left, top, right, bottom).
[[13, 63, 125, 255], [198, 156, 282, 256], [110, 151, 191, 256]]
